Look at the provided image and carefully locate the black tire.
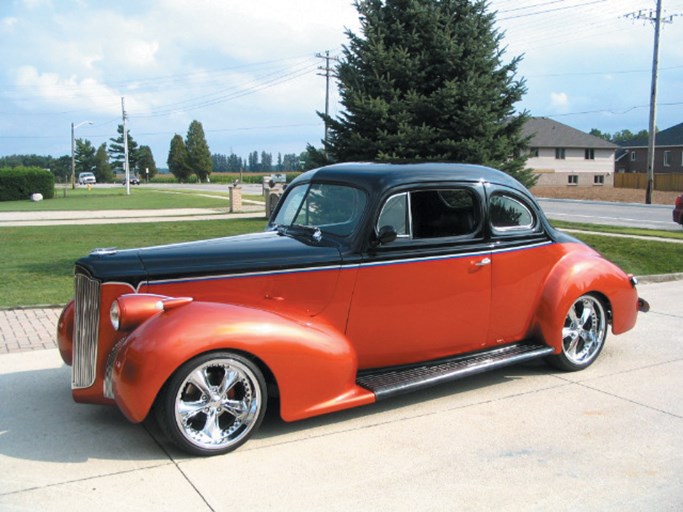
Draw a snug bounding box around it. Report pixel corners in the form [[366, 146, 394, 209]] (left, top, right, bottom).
[[546, 294, 608, 372], [156, 351, 267, 456]]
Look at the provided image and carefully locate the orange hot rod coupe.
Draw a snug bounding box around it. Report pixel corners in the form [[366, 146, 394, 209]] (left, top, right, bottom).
[[57, 163, 648, 456]]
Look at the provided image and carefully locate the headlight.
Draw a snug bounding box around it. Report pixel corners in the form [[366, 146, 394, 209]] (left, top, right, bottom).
[[110, 301, 121, 331]]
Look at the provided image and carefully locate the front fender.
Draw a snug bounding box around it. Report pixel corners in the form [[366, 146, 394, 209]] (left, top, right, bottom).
[[534, 247, 639, 353], [112, 301, 374, 423]]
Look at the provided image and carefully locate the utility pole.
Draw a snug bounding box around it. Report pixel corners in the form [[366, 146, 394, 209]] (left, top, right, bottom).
[[121, 97, 130, 196], [316, 51, 338, 147], [625, 1, 676, 204]]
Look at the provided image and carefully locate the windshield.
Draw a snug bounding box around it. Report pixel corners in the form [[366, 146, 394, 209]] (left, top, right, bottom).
[[272, 183, 367, 237]]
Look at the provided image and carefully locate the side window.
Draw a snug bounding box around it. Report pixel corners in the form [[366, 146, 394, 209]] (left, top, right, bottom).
[[410, 189, 479, 239], [490, 195, 535, 231], [377, 192, 409, 236]]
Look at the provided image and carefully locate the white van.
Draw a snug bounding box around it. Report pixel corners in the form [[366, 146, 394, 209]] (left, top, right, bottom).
[[78, 172, 96, 185]]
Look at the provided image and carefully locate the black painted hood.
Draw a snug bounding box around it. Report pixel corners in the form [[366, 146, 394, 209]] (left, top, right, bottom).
[[76, 231, 342, 285]]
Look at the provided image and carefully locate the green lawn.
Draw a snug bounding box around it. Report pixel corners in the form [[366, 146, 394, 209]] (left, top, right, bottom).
[[0, 218, 267, 307], [0, 218, 680, 308], [551, 220, 683, 240], [0, 187, 232, 211]]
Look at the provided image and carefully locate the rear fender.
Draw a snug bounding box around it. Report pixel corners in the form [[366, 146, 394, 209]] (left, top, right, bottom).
[[533, 248, 638, 353], [112, 301, 374, 423]]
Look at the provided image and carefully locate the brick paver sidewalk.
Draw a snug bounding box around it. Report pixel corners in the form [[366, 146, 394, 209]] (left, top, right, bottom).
[[0, 308, 61, 354]]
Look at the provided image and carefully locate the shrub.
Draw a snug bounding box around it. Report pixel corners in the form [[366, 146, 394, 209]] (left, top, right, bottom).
[[0, 166, 55, 201]]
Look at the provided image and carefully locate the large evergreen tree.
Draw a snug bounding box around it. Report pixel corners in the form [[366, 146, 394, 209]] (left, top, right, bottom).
[[167, 134, 193, 182], [74, 138, 96, 175], [185, 120, 212, 182], [316, 0, 533, 185]]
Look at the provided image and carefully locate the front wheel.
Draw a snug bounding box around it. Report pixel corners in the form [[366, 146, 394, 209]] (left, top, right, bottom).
[[546, 294, 607, 372], [156, 352, 267, 456]]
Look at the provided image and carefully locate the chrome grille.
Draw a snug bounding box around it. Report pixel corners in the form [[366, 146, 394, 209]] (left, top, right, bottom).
[[73, 273, 101, 389]]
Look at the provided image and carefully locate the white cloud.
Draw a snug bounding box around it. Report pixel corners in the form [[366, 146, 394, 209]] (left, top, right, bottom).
[[549, 92, 569, 110], [1, 17, 18, 31]]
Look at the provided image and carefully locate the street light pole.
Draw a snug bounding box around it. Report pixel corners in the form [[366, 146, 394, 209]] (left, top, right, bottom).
[[71, 120, 93, 189]]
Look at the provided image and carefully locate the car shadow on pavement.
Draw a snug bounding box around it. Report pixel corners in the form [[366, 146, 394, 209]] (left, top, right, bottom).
[[256, 361, 555, 438], [147, 359, 559, 459], [0, 359, 558, 462]]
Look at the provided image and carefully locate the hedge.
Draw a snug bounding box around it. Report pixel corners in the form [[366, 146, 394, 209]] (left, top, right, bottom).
[[0, 166, 55, 201]]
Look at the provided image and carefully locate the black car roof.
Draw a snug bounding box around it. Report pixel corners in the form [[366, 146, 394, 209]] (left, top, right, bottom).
[[293, 162, 528, 194]]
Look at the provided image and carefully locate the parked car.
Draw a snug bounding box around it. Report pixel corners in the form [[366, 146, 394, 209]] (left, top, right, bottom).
[[57, 163, 648, 456], [78, 172, 96, 185], [122, 176, 141, 185], [674, 194, 683, 226]]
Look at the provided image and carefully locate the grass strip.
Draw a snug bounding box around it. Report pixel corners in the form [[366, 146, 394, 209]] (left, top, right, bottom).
[[0, 187, 231, 211], [551, 220, 683, 240], [0, 218, 267, 307]]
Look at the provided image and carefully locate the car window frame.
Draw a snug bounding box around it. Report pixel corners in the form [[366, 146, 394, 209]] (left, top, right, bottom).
[[373, 184, 485, 247], [488, 192, 540, 236]]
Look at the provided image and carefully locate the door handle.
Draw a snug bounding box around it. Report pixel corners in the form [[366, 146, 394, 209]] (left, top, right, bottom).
[[473, 257, 491, 267]]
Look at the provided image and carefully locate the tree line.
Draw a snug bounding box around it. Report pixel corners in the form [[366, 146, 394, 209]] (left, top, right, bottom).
[[212, 152, 304, 173], [1, 119, 308, 184]]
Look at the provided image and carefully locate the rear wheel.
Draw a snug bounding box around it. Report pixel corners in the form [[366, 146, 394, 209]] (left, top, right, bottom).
[[156, 352, 267, 456], [546, 294, 607, 371]]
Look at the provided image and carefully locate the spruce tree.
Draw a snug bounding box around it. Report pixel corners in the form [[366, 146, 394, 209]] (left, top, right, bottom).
[[318, 0, 534, 186], [108, 125, 140, 173], [185, 120, 212, 182]]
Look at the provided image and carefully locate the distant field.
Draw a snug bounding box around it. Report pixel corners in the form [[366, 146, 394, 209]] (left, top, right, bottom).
[[0, 187, 232, 211], [0, 218, 267, 307]]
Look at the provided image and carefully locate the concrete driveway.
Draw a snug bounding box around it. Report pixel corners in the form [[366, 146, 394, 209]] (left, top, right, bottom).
[[1, 280, 681, 511]]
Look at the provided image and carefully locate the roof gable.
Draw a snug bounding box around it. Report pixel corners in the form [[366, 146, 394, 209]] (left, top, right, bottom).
[[522, 117, 617, 149]]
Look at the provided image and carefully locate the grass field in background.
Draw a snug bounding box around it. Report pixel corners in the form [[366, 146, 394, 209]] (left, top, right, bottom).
[[0, 218, 681, 308], [0, 218, 267, 307], [0, 187, 235, 211]]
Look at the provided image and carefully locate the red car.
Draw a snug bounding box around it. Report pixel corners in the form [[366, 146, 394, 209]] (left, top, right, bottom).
[[674, 194, 683, 226], [57, 163, 648, 456]]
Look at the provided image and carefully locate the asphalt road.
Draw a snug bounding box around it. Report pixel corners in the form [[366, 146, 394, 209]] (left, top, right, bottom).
[[1, 279, 681, 510], [537, 198, 679, 231]]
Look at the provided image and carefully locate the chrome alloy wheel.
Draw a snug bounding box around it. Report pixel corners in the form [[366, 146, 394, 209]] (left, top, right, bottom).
[[561, 295, 607, 366], [173, 356, 264, 453]]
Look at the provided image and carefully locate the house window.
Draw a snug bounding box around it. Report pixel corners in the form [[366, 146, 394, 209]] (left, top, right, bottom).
[[593, 175, 604, 185], [568, 175, 578, 185], [663, 150, 671, 167], [585, 149, 595, 160], [529, 147, 539, 157], [630, 151, 636, 162], [555, 148, 566, 160]]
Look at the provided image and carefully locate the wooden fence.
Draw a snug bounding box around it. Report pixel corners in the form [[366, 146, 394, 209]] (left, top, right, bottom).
[[615, 173, 683, 192]]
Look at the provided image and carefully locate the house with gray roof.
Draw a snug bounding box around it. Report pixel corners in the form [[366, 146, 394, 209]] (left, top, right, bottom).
[[616, 121, 683, 175], [522, 117, 618, 187]]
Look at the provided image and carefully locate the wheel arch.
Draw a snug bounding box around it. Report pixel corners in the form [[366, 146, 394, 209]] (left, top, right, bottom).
[[532, 250, 637, 353], [111, 301, 375, 424]]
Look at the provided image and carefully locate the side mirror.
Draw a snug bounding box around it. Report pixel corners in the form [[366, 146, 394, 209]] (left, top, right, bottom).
[[372, 225, 398, 247]]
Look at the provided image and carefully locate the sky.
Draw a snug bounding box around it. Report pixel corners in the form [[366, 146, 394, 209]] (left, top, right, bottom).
[[1, 0, 682, 166]]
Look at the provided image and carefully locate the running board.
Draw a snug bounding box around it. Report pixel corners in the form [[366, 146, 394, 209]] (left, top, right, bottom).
[[356, 342, 555, 400]]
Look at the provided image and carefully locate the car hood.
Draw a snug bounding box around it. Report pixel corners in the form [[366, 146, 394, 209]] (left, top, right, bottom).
[[76, 231, 342, 285]]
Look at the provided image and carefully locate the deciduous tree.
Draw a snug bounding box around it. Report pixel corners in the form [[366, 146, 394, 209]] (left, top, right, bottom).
[[167, 134, 192, 182]]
